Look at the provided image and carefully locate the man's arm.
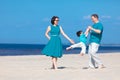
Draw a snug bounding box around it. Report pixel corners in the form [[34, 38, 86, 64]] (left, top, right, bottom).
[[88, 26, 101, 34]]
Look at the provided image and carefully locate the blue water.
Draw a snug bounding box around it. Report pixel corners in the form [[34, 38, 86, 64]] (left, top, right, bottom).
[[0, 44, 120, 56]]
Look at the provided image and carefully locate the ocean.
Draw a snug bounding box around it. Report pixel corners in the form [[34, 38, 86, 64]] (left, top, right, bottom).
[[0, 44, 120, 56]]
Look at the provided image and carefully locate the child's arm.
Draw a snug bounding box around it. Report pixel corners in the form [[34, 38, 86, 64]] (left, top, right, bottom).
[[84, 28, 90, 37]]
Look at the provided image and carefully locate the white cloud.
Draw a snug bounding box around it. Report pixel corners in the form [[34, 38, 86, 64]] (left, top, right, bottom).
[[117, 16, 120, 20], [15, 21, 31, 28], [114, 22, 120, 25], [101, 15, 111, 19], [42, 18, 50, 22], [83, 15, 112, 20], [83, 15, 91, 20]]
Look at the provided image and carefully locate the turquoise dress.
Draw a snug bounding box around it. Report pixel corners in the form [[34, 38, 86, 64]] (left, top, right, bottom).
[[42, 25, 62, 58]]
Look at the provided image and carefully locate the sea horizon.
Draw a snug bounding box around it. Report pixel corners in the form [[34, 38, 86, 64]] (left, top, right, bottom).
[[0, 43, 120, 56]]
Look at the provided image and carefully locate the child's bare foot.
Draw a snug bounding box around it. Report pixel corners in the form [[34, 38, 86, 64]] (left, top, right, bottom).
[[66, 47, 72, 50], [80, 53, 85, 56]]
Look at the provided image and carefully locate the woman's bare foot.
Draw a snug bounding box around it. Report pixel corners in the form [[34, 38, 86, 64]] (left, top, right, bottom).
[[51, 64, 55, 69], [54, 67, 58, 70], [51, 57, 58, 70]]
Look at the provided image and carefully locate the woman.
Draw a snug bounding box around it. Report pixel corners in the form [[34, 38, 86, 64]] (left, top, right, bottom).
[[42, 16, 74, 70]]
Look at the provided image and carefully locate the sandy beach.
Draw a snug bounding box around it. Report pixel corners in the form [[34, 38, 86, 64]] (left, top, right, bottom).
[[0, 53, 120, 80]]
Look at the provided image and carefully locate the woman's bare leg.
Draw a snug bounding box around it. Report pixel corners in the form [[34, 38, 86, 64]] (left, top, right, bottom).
[[52, 57, 57, 70]]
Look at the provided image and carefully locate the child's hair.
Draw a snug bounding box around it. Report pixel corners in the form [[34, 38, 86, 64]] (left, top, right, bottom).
[[76, 30, 82, 37]]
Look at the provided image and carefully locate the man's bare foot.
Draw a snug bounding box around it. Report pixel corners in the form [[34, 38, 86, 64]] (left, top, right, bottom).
[[98, 64, 106, 69]]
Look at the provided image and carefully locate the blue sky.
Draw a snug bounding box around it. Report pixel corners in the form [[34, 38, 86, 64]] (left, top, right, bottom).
[[0, 0, 120, 44]]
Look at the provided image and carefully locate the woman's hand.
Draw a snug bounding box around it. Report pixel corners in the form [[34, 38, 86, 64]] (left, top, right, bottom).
[[70, 39, 75, 44]]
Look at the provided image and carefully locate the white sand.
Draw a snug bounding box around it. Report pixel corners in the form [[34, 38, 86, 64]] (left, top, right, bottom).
[[0, 53, 120, 80]]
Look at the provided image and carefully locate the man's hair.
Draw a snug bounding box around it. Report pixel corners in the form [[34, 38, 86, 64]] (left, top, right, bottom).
[[51, 16, 59, 25], [76, 30, 82, 37], [91, 14, 99, 19]]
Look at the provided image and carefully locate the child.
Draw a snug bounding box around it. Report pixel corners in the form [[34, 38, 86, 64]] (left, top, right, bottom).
[[66, 28, 89, 56]]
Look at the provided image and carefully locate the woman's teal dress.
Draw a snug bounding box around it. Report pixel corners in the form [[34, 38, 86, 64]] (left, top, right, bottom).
[[42, 25, 62, 58]]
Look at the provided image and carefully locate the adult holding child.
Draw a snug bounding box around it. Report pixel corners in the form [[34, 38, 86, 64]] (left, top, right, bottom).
[[86, 14, 105, 69]]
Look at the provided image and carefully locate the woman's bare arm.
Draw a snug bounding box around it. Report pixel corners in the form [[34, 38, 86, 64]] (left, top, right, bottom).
[[60, 26, 75, 44], [45, 26, 51, 40]]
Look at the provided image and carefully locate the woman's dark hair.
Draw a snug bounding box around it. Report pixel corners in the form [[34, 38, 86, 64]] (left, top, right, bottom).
[[51, 16, 59, 25], [91, 14, 99, 19], [76, 30, 82, 37]]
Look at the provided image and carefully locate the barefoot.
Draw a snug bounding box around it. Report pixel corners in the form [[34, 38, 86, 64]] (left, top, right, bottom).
[[66, 47, 72, 50], [51, 64, 55, 69], [98, 64, 106, 69], [54, 67, 58, 70], [80, 53, 84, 56]]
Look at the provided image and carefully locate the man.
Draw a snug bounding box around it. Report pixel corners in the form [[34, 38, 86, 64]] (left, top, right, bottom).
[[87, 14, 105, 69]]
